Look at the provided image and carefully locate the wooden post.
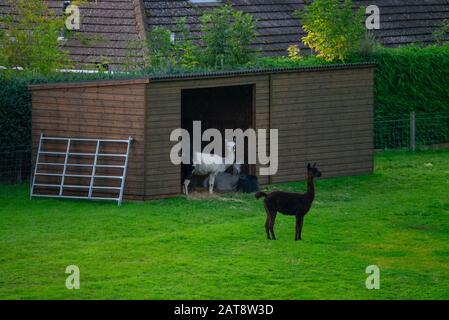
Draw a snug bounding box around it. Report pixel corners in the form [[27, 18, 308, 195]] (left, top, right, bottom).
[[410, 111, 416, 151]]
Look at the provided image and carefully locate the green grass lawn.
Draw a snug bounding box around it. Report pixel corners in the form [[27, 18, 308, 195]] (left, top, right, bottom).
[[1, 150, 448, 300]]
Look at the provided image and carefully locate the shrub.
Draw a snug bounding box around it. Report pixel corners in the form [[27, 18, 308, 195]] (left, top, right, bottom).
[[255, 55, 328, 69], [432, 19, 449, 45], [200, 4, 257, 68], [287, 45, 303, 61], [145, 18, 199, 72], [146, 26, 175, 70], [359, 32, 382, 59], [173, 18, 201, 70], [296, 0, 365, 62]]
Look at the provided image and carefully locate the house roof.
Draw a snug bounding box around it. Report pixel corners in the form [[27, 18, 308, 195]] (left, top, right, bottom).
[[361, 0, 449, 46], [143, 0, 305, 56], [143, 0, 449, 56], [1, 0, 449, 70]]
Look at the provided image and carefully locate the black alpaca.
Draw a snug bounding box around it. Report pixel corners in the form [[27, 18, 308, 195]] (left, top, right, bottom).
[[255, 163, 322, 241]]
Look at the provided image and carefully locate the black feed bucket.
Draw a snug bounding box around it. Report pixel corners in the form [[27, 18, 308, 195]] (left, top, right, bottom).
[[239, 175, 260, 193]]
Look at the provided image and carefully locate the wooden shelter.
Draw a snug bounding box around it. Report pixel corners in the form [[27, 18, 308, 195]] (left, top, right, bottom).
[[30, 63, 375, 200]]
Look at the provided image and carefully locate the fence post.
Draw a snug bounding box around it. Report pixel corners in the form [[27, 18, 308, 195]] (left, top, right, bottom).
[[410, 111, 416, 151]]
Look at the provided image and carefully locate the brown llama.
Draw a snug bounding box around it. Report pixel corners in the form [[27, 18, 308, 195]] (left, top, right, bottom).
[[255, 163, 322, 241]]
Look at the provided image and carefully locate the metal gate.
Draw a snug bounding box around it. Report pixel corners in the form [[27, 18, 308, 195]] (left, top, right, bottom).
[[30, 133, 133, 205]]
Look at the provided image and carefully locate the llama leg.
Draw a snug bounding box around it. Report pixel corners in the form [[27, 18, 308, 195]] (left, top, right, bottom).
[[183, 179, 191, 196], [263, 202, 272, 240], [264, 202, 277, 240], [265, 216, 271, 240], [209, 173, 217, 194], [269, 212, 277, 240], [295, 216, 304, 241]]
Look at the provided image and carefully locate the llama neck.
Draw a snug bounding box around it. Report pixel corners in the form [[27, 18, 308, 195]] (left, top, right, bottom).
[[306, 176, 315, 202], [224, 147, 235, 165]]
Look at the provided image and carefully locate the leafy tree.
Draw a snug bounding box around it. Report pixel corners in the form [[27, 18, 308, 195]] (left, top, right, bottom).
[[144, 5, 257, 71], [295, 0, 365, 62], [200, 4, 257, 68], [146, 26, 173, 70], [0, 0, 73, 74], [145, 18, 199, 71], [173, 18, 200, 69]]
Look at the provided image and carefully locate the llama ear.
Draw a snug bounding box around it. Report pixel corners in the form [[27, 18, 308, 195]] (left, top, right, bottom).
[[307, 163, 311, 169]]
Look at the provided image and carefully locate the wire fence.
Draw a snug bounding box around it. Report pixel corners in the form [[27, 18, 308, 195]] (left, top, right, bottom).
[[1, 113, 448, 185], [0, 150, 31, 185], [374, 112, 449, 150]]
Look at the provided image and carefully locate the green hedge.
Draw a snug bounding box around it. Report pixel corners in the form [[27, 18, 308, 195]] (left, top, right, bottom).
[[371, 44, 449, 120], [0, 76, 32, 152], [1, 44, 449, 152]]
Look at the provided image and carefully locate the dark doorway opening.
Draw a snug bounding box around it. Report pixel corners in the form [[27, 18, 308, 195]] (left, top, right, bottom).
[[181, 84, 255, 178]]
